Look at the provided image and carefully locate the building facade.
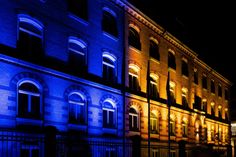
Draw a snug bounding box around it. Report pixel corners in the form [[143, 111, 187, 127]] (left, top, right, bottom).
[[0, 0, 232, 157]]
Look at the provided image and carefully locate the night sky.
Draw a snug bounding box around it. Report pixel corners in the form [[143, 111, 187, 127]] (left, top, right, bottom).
[[129, 0, 236, 98]]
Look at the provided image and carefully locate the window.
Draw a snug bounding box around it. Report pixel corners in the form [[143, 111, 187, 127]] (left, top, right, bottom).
[[150, 112, 159, 134], [182, 87, 188, 108], [20, 145, 39, 157], [202, 99, 207, 112], [150, 74, 159, 99], [203, 127, 207, 142], [170, 116, 175, 136], [218, 84, 222, 97], [129, 64, 140, 92], [219, 128, 222, 141], [225, 89, 229, 101], [68, 37, 87, 73], [170, 81, 176, 105], [170, 150, 176, 157], [211, 127, 215, 141], [211, 80, 215, 94], [152, 149, 160, 157], [202, 75, 207, 89], [103, 100, 116, 128], [102, 8, 118, 37], [218, 105, 222, 118], [103, 53, 116, 82], [225, 108, 228, 120], [67, 0, 87, 20], [168, 50, 176, 70], [128, 26, 141, 50], [194, 69, 198, 84], [68, 92, 86, 124], [105, 148, 116, 157], [194, 95, 202, 110], [182, 59, 189, 77], [149, 39, 160, 61], [18, 81, 41, 119], [129, 107, 139, 131], [17, 15, 43, 59], [182, 121, 188, 137], [211, 102, 215, 116]]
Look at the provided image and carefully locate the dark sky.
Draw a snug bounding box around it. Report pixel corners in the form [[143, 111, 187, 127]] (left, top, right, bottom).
[[129, 0, 236, 97]]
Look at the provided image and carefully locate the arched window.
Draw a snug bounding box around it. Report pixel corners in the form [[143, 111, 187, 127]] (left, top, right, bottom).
[[218, 105, 222, 118], [211, 79, 215, 94], [18, 81, 42, 119], [182, 87, 188, 108], [102, 8, 118, 37], [181, 58, 188, 77], [68, 37, 87, 73], [103, 99, 116, 128], [202, 74, 207, 89], [218, 84, 222, 97], [128, 26, 141, 50], [149, 39, 160, 61], [67, 0, 87, 20], [129, 64, 140, 92], [182, 118, 188, 137], [202, 98, 207, 112], [68, 92, 86, 124], [150, 74, 159, 99], [129, 107, 139, 131], [103, 52, 116, 82], [17, 15, 43, 59], [150, 112, 159, 134], [194, 68, 198, 84], [168, 50, 176, 70], [211, 102, 215, 116], [170, 115, 176, 136]]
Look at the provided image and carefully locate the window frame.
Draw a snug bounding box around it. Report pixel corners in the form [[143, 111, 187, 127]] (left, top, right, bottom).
[[17, 80, 42, 119], [129, 107, 139, 131], [102, 52, 117, 82]]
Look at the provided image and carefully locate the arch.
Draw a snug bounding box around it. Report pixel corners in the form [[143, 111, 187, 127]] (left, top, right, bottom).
[[10, 72, 48, 94], [103, 52, 116, 62], [18, 14, 43, 31], [99, 94, 119, 108], [64, 85, 91, 104], [129, 23, 140, 33], [150, 73, 159, 81], [68, 36, 87, 49], [149, 36, 159, 45], [129, 63, 140, 73], [103, 7, 117, 17], [128, 101, 142, 114]]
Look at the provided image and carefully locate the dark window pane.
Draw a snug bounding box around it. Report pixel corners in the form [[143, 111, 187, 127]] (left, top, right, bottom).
[[150, 40, 160, 60], [103, 110, 107, 127], [102, 11, 118, 37], [194, 71, 198, 84], [182, 61, 188, 77], [31, 96, 40, 119], [128, 27, 141, 50], [18, 93, 28, 117], [20, 149, 29, 157], [211, 80, 215, 93], [32, 149, 39, 157], [218, 86, 222, 97], [67, 0, 88, 20], [202, 76, 207, 89], [168, 52, 176, 70]]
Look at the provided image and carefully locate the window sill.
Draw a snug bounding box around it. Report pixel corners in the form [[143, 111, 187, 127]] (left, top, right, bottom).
[[129, 46, 141, 54], [128, 130, 140, 136], [68, 123, 87, 131], [16, 117, 43, 126], [169, 68, 176, 73], [103, 31, 119, 41], [68, 13, 89, 26], [182, 75, 189, 79], [102, 127, 117, 134], [150, 133, 159, 139], [170, 135, 176, 141], [150, 57, 160, 64]]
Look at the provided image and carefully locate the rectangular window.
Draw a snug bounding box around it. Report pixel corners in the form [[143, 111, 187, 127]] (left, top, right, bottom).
[[182, 124, 187, 137], [103, 109, 115, 128], [170, 121, 175, 136], [170, 150, 176, 157], [152, 149, 160, 157], [150, 118, 158, 134], [105, 149, 116, 157], [225, 89, 229, 100], [202, 75, 207, 89], [20, 145, 39, 157], [218, 85, 222, 97], [129, 74, 140, 92]]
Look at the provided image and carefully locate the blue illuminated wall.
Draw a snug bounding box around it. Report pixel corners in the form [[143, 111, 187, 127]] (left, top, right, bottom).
[[0, 0, 124, 146]]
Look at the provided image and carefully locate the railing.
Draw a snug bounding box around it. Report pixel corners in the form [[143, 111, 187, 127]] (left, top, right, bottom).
[[0, 129, 231, 157]]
